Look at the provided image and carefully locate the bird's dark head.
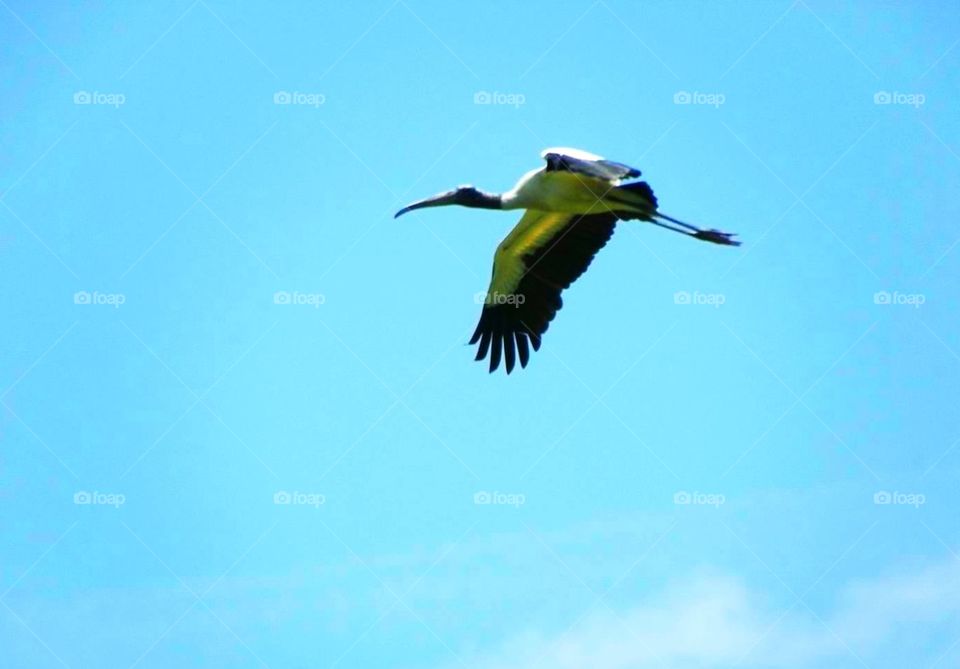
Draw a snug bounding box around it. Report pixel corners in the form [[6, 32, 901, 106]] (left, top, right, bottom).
[[395, 185, 501, 218]]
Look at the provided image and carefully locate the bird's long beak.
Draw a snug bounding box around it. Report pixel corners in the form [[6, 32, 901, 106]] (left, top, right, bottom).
[[394, 190, 459, 218]]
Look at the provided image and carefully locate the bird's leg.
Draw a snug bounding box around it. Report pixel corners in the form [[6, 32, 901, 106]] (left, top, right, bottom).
[[654, 213, 741, 247], [654, 212, 700, 232], [649, 219, 696, 235]]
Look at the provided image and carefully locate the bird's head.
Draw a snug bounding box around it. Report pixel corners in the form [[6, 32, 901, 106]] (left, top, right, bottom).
[[395, 185, 501, 218]]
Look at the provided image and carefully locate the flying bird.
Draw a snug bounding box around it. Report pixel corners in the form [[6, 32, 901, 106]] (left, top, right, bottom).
[[395, 148, 739, 374]]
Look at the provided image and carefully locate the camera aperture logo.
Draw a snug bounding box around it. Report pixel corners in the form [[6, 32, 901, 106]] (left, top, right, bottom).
[[273, 490, 325, 508], [673, 490, 725, 508], [273, 290, 325, 308], [873, 290, 924, 308], [873, 490, 925, 508], [73, 91, 126, 107], [674, 290, 725, 308], [873, 91, 925, 108], [74, 291, 126, 308], [74, 490, 126, 508], [673, 91, 725, 108], [473, 490, 525, 508], [273, 91, 325, 107]]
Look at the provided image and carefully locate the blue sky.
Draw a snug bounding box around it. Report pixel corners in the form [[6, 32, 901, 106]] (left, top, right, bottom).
[[2, 1, 959, 667]]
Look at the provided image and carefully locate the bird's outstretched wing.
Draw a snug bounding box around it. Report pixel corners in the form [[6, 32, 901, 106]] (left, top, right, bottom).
[[542, 150, 641, 182], [470, 209, 621, 374]]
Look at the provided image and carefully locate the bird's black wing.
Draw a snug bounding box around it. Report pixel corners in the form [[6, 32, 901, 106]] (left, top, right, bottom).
[[470, 211, 620, 374]]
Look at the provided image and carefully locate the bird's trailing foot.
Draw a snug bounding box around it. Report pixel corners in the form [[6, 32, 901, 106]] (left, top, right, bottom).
[[693, 229, 740, 246]]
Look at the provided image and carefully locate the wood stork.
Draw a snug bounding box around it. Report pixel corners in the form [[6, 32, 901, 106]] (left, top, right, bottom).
[[395, 148, 740, 374]]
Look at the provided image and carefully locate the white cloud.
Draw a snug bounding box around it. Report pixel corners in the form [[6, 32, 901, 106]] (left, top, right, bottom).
[[456, 558, 960, 669], [830, 558, 960, 646]]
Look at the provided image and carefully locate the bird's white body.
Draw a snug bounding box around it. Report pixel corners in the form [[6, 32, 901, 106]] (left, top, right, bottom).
[[501, 147, 644, 214], [500, 169, 626, 213]]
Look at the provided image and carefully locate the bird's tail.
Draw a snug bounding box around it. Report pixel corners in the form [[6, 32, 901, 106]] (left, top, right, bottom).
[[604, 181, 659, 219]]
